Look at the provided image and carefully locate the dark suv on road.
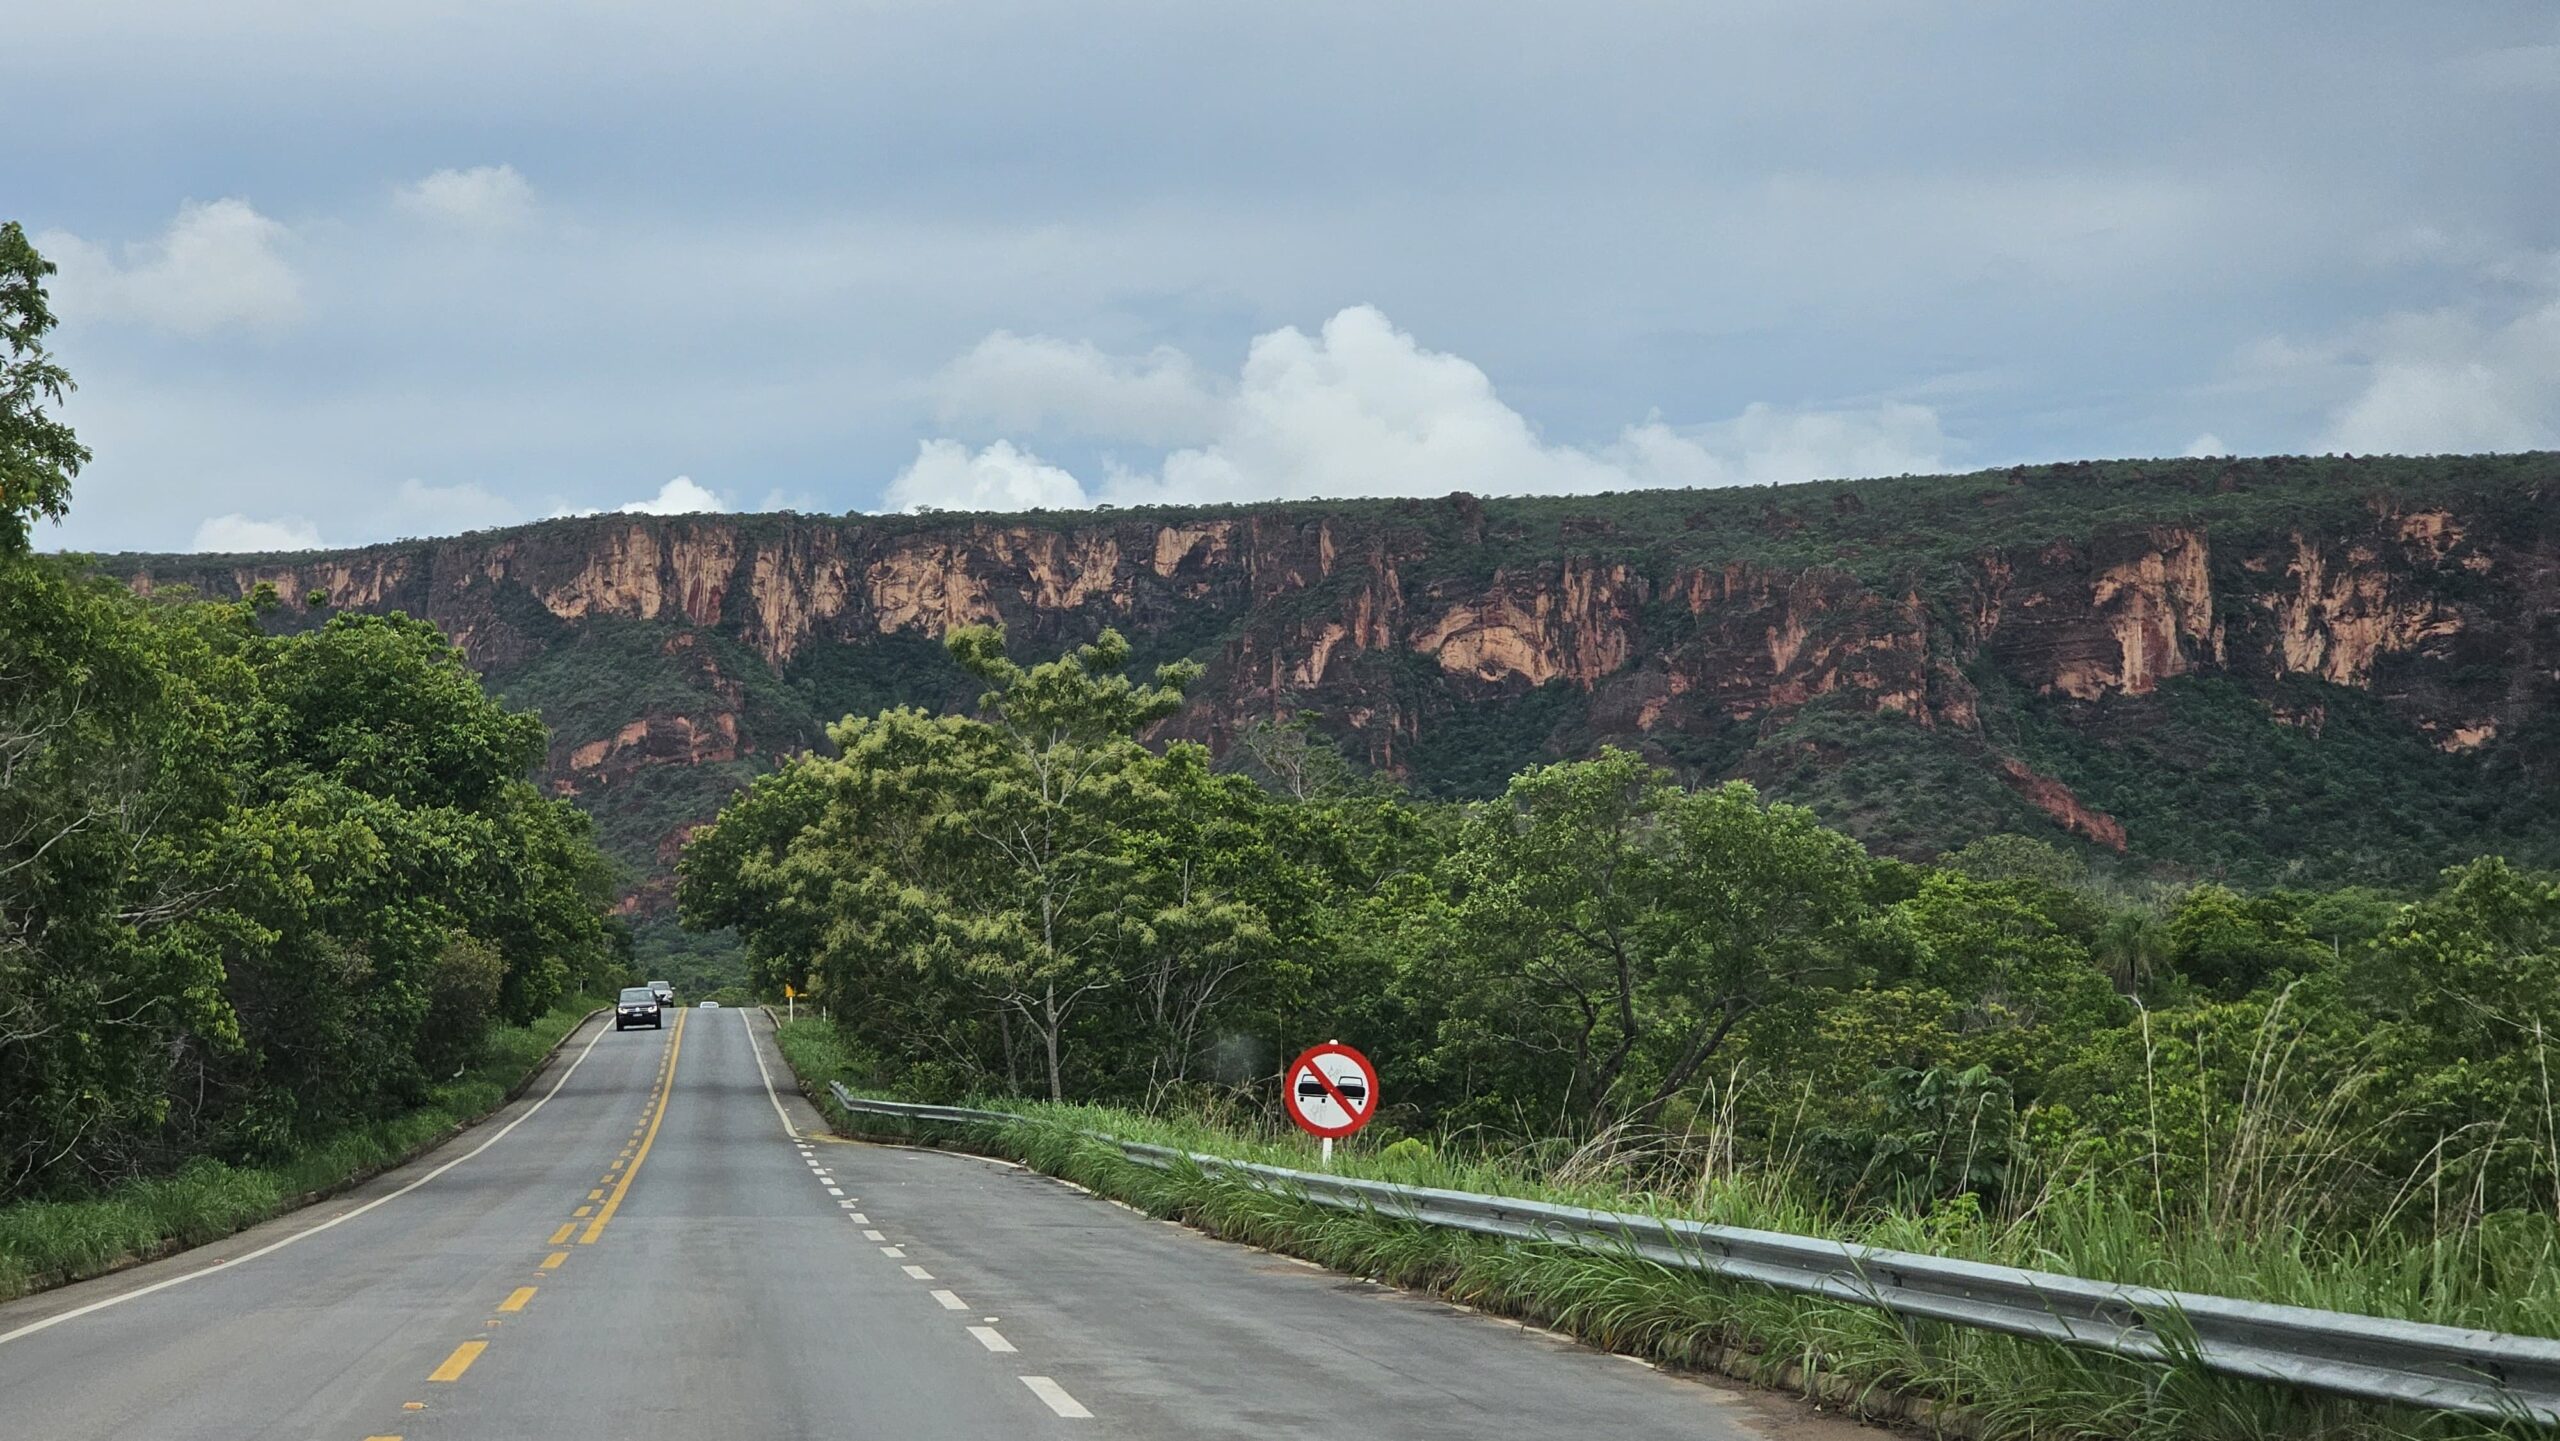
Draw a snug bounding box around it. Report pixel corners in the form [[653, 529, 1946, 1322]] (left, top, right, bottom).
[[615, 986, 664, 1030]]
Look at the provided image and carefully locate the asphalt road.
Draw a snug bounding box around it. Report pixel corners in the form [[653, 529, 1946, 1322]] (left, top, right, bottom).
[[0, 1006, 1878, 1440]]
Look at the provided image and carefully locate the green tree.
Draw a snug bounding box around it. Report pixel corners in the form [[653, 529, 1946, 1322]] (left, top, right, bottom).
[[2163, 883, 2327, 1000], [1438, 750, 1872, 1131], [0, 222, 88, 553], [930, 627, 1202, 1099], [1894, 872, 2123, 1086]]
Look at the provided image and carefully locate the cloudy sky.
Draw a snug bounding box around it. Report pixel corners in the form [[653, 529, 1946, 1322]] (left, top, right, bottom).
[[11, 1, 2555, 554]]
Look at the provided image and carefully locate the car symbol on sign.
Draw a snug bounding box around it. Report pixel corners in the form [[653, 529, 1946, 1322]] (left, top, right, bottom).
[[1297, 1075, 1367, 1105]]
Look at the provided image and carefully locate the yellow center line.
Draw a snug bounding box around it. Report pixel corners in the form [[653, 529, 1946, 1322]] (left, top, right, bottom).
[[574, 1206, 592, 1218], [582, 1007, 685, 1244], [548, 1223, 574, 1246], [541, 1251, 567, 1270], [587, 1188, 603, 1201], [428, 1340, 487, 1382], [498, 1286, 537, 1313]]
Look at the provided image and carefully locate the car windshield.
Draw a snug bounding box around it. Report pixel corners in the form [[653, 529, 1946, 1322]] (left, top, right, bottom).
[[618, 989, 657, 1004]]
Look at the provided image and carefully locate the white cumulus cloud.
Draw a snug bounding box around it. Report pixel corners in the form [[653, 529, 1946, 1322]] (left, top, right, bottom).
[[395, 164, 537, 231], [618, 476, 729, 514], [887, 438, 1091, 512], [191, 513, 324, 552], [891, 305, 1950, 513], [46, 198, 301, 336]]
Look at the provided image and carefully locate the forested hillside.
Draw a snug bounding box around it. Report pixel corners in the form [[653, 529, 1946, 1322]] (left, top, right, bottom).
[[105, 453, 2560, 925], [0, 223, 621, 1211]]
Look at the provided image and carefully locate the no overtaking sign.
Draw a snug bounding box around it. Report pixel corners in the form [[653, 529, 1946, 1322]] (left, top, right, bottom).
[[1282, 1041, 1379, 1140]]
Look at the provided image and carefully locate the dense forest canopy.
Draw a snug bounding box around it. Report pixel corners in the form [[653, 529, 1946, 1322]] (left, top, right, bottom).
[[0, 223, 622, 1202]]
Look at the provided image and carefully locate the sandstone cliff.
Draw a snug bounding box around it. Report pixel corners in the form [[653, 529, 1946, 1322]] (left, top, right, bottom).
[[110, 453, 2560, 903]]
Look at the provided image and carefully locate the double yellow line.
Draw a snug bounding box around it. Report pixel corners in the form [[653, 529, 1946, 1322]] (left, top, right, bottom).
[[581, 1006, 686, 1244]]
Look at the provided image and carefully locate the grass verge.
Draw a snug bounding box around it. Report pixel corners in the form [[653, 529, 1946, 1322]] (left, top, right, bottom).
[[772, 1019, 2554, 1441], [0, 998, 603, 1303]]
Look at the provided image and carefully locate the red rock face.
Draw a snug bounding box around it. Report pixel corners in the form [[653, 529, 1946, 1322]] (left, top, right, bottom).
[[108, 473, 2558, 896]]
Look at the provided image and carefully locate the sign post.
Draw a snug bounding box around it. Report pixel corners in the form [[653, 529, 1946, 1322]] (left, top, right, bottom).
[[784, 981, 796, 1023], [1280, 1040, 1380, 1168]]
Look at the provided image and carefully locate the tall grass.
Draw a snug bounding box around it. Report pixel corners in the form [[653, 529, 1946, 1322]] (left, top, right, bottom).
[[774, 1018, 2559, 1440], [0, 998, 601, 1303]]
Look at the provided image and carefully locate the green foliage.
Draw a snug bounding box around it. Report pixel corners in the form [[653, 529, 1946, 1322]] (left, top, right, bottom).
[[1430, 750, 1873, 1129], [0, 221, 88, 554], [0, 575, 620, 1197], [1995, 674, 2558, 886], [0, 232, 617, 1206]]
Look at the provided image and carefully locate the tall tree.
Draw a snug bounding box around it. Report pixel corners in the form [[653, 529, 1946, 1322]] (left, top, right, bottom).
[[0, 222, 88, 554], [1439, 749, 1873, 1131], [936, 627, 1200, 1099]]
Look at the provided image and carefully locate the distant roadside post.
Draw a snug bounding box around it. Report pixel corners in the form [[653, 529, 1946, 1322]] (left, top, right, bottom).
[[784, 982, 795, 1023], [1282, 1040, 1379, 1168]]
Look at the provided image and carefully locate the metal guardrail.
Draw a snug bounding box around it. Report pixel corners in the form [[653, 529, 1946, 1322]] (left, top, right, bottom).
[[827, 1084, 2560, 1425]]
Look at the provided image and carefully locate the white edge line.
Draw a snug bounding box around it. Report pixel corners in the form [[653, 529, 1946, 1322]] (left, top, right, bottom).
[[1021, 1376, 1092, 1418], [0, 1017, 617, 1348], [742, 1007, 800, 1140]]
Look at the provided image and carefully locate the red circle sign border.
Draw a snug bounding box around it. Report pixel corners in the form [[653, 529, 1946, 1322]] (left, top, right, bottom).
[[1282, 1041, 1380, 1140]]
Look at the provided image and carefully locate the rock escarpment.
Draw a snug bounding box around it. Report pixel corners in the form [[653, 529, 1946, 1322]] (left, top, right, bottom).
[[111, 454, 2560, 901]]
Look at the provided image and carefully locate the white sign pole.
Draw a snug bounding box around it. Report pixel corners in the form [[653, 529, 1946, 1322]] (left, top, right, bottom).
[[1321, 1136, 1333, 1169]]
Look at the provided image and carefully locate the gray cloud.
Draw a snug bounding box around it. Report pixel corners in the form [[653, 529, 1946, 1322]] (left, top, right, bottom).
[[8, 2, 2551, 552]]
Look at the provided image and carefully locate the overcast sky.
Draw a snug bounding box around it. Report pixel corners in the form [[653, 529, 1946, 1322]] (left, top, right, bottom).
[[11, 2, 2555, 554]]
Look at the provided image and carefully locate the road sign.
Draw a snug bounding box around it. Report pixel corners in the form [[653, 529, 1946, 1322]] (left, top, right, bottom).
[[783, 983, 796, 999], [1282, 1041, 1379, 1140]]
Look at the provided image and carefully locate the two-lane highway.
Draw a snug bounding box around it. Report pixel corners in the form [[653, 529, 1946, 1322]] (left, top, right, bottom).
[[0, 1006, 1878, 1440]]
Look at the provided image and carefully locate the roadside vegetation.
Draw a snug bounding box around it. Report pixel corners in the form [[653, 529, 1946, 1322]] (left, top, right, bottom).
[[777, 1018, 2555, 1441], [708, 624, 2560, 1438], [0, 224, 623, 1284]]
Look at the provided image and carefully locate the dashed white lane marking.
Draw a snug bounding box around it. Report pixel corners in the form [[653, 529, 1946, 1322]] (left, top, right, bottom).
[[968, 1326, 1016, 1354], [862, 1229, 885, 1241], [902, 1265, 933, 1280], [930, 1290, 968, 1310], [0, 1017, 621, 1349], [826, 1186, 845, 1196], [1020, 1377, 1092, 1419], [880, 1246, 906, 1258], [838, 1200, 860, 1210]]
